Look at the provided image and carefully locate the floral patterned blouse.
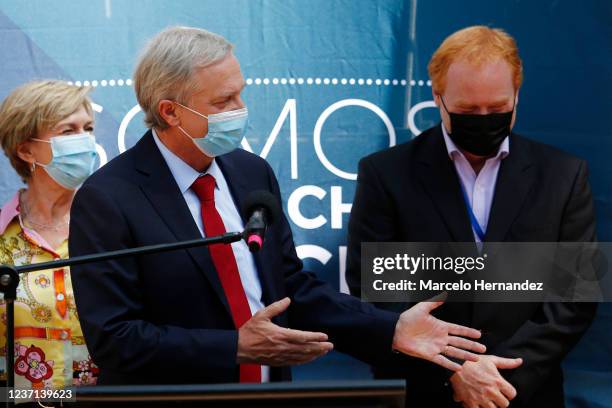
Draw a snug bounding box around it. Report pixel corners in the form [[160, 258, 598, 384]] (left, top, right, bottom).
[[0, 191, 98, 390]]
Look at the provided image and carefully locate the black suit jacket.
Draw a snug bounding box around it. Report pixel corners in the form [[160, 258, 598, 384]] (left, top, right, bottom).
[[69, 130, 400, 385], [346, 124, 597, 407]]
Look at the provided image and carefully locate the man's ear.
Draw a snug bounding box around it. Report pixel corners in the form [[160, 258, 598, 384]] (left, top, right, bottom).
[[158, 100, 180, 127], [514, 89, 520, 107], [432, 90, 441, 107]]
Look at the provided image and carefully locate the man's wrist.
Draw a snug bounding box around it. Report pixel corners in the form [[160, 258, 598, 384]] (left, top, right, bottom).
[[236, 329, 246, 364], [391, 318, 405, 353]]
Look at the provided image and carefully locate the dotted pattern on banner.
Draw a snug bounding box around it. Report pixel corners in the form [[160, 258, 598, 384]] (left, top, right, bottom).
[[67, 78, 432, 88]]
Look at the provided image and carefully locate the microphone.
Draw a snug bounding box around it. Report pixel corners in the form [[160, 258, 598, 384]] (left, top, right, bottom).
[[241, 190, 281, 252]]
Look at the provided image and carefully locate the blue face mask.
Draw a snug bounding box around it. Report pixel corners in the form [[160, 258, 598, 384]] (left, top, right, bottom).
[[175, 102, 248, 157], [32, 133, 98, 190]]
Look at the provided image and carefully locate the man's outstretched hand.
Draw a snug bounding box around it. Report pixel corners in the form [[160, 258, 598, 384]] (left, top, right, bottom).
[[237, 298, 334, 366], [392, 299, 486, 371]]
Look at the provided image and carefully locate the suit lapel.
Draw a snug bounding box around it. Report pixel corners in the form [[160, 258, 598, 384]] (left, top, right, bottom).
[[133, 131, 231, 316], [416, 126, 475, 243], [484, 134, 535, 243]]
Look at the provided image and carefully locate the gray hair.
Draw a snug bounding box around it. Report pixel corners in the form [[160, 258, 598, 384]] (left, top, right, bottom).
[[134, 26, 233, 129]]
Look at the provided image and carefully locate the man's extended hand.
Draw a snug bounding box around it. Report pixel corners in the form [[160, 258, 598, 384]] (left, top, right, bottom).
[[237, 297, 334, 366], [450, 355, 523, 408], [392, 299, 486, 371]]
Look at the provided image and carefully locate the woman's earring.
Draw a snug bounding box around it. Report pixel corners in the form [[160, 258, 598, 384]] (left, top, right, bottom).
[[31, 162, 35, 173]]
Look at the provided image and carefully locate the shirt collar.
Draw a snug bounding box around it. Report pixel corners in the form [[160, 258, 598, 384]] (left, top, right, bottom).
[[0, 191, 63, 256], [0, 192, 20, 234], [152, 129, 222, 193], [441, 123, 510, 161]]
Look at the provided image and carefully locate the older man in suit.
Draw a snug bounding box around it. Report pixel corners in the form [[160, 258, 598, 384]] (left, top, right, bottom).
[[69, 26, 486, 386]]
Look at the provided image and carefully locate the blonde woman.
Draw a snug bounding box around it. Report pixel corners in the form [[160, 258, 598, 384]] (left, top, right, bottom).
[[0, 80, 99, 390]]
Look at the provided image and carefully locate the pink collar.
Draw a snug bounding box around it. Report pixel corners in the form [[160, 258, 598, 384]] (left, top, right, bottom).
[[0, 192, 20, 235], [0, 191, 61, 257]]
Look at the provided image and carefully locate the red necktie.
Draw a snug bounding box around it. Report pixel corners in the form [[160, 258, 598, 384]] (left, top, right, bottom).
[[191, 174, 261, 383]]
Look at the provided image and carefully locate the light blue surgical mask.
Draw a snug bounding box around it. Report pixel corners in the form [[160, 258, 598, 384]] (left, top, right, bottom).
[[175, 102, 248, 157], [32, 133, 98, 190]]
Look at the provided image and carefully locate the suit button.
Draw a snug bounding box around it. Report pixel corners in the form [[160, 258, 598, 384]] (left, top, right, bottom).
[[56, 293, 65, 301]]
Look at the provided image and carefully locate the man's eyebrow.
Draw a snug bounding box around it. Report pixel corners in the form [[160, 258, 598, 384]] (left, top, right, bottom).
[[213, 82, 246, 99], [455, 98, 511, 107]]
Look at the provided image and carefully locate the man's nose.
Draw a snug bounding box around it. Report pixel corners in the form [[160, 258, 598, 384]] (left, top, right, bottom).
[[234, 96, 246, 110], [475, 107, 492, 115]]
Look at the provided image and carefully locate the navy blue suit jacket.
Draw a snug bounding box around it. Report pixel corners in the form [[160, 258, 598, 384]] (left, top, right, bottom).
[[69, 131, 400, 385]]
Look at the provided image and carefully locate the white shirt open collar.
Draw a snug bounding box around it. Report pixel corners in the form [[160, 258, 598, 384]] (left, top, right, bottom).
[[151, 129, 223, 193]]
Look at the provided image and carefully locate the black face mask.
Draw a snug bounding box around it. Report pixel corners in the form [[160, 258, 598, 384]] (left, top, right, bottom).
[[440, 96, 514, 156]]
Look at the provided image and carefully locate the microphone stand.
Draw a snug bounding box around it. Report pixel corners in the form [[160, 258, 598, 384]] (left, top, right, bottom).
[[0, 231, 244, 408]]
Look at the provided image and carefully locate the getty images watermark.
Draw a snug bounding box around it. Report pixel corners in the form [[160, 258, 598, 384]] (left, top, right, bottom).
[[361, 242, 611, 302]]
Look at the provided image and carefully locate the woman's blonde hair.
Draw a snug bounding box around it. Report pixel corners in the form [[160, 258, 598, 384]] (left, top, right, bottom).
[[0, 80, 92, 181], [428, 26, 523, 95]]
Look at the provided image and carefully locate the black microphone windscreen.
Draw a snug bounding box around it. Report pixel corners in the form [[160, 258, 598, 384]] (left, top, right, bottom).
[[241, 190, 281, 225]]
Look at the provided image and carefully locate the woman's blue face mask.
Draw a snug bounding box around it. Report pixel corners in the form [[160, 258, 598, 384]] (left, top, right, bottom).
[[31, 133, 98, 189]]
